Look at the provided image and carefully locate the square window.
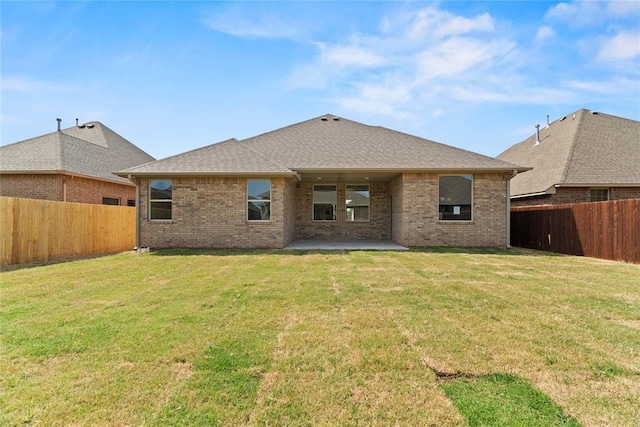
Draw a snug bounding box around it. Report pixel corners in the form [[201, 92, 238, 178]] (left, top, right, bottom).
[[589, 188, 609, 202], [439, 175, 472, 221], [248, 179, 271, 221]]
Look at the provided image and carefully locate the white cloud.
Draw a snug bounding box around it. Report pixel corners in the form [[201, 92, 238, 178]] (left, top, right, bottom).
[[203, 10, 302, 39], [416, 37, 514, 81], [406, 7, 494, 40], [605, 0, 640, 17], [0, 76, 74, 93], [316, 42, 386, 68], [535, 26, 555, 42], [545, 1, 604, 26], [545, 0, 640, 26], [596, 30, 640, 61]]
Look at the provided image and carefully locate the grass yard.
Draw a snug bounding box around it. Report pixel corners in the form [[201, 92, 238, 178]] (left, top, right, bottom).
[[1, 248, 639, 426]]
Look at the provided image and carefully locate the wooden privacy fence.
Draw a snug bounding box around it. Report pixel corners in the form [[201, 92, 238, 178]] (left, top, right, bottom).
[[511, 199, 640, 264], [1, 197, 135, 267]]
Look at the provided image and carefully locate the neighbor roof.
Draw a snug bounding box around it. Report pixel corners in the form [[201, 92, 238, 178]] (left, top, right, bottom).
[[118, 114, 525, 177], [0, 122, 155, 184], [497, 109, 640, 198]]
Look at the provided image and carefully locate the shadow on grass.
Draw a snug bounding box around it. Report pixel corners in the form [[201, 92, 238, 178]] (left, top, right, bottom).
[[440, 373, 581, 426]]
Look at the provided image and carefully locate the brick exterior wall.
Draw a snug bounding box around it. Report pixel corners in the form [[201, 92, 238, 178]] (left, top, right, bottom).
[[0, 173, 135, 205], [391, 172, 509, 247], [136, 173, 511, 249], [0, 174, 64, 201], [294, 181, 390, 240], [511, 186, 640, 207], [138, 177, 293, 249]]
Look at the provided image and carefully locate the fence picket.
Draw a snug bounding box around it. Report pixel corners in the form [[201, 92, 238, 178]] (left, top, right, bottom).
[[511, 199, 640, 264], [0, 197, 135, 267]]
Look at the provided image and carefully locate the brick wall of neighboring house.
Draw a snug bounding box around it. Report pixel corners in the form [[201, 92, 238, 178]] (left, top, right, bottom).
[[392, 172, 509, 247], [0, 173, 135, 205], [510, 186, 640, 207], [294, 181, 390, 240], [138, 176, 292, 249], [63, 175, 136, 205], [0, 174, 64, 201]]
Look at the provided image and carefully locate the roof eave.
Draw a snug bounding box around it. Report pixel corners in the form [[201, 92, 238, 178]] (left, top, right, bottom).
[[555, 183, 640, 188], [292, 166, 531, 173], [0, 169, 134, 186], [113, 170, 298, 178]]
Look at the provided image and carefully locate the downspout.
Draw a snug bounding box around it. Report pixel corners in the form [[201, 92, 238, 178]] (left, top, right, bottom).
[[129, 174, 140, 250], [506, 170, 517, 248]]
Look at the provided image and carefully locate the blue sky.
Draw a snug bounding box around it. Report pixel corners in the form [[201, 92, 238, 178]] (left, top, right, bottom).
[[2, 1, 639, 159]]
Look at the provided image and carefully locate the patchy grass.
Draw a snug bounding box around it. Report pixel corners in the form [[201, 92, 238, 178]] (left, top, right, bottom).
[[1, 248, 639, 426], [441, 373, 581, 426]]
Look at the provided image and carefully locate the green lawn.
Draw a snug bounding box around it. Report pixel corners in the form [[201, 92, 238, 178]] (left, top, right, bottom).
[[1, 248, 639, 426]]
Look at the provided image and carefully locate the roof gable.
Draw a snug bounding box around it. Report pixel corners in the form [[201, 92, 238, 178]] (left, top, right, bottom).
[[0, 122, 155, 184], [497, 109, 640, 197]]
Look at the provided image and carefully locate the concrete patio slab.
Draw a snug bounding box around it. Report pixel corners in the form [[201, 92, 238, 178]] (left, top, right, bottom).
[[284, 240, 409, 251]]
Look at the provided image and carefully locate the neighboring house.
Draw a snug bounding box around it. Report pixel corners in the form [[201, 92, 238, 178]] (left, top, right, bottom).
[[116, 114, 527, 249], [0, 120, 155, 205], [497, 109, 640, 207]]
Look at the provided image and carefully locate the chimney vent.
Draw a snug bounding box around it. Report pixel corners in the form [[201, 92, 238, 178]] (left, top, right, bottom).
[[56, 118, 62, 131], [546, 115, 550, 127], [534, 124, 540, 146], [76, 118, 79, 127]]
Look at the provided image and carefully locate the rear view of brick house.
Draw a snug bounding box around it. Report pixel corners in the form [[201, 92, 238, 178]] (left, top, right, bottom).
[[116, 114, 529, 249]]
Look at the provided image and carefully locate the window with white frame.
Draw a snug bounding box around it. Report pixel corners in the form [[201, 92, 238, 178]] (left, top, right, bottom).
[[345, 184, 370, 221], [589, 188, 609, 202], [313, 184, 337, 221], [149, 179, 172, 220], [247, 179, 271, 221], [439, 175, 472, 221]]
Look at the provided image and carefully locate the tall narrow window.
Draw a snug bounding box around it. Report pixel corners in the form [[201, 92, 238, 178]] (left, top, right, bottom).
[[346, 184, 370, 221], [247, 179, 271, 221], [314, 185, 337, 221], [589, 188, 609, 202], [439, 175, 472, 221], [149, 179, 172, 220]]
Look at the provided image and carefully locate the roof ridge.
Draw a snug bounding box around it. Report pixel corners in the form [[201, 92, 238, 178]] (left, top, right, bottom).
[[54, 132, 63, 171], [241, 114, 339, 143], [559, 109, 586, 184]]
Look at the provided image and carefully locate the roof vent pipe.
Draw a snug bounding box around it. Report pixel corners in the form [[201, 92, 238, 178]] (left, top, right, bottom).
[[534, 124, 540, 145], [546, 115, 550, 128], [76, 118, 79, 127], [56, 118, 62, 131]]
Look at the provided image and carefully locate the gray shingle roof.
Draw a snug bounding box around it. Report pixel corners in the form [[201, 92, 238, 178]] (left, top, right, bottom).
[[120, 138, 293, 175], [0, 122, 155, 184], [497, 109, 640, 197], [118, 114, 525, 177]]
